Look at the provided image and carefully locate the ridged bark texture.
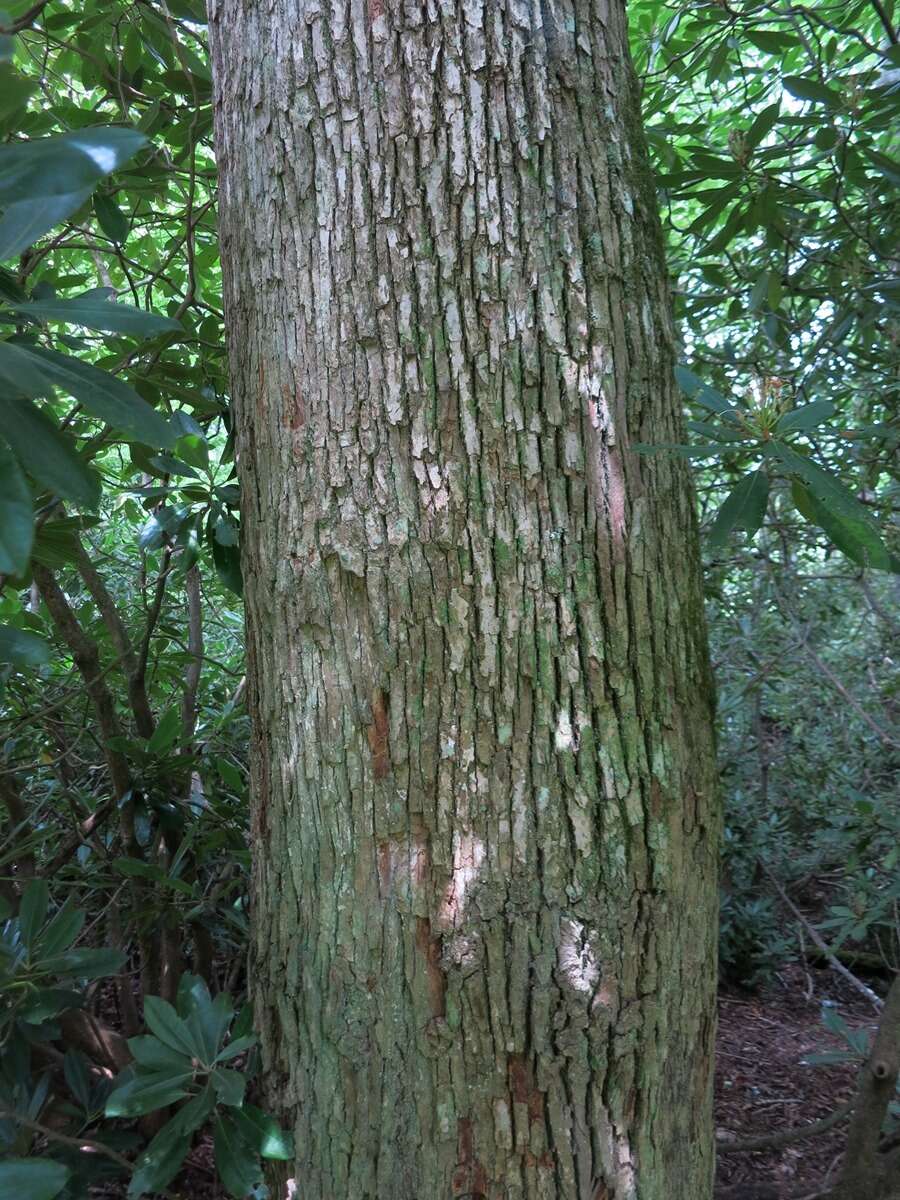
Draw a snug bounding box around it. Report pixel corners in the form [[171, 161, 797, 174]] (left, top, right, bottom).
[[208, 1, 720, 1196]]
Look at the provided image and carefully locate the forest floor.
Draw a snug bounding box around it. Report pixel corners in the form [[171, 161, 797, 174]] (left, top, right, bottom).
[[91, 964, 881, 1199], [714, 963, 879, 1199]]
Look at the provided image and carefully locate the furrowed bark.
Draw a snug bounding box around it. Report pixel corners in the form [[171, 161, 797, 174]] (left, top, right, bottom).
[[209, 1, 720, 1196]]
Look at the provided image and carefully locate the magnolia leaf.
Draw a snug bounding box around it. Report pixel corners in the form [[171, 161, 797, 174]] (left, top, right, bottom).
[[708, 470, 769, 548], [0, 439, 32, 574]]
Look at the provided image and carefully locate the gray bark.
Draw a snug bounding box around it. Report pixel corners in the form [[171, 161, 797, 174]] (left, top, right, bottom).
[[208, 1, 721, 1196]]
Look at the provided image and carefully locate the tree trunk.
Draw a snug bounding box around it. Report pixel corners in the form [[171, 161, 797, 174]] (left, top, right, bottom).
[[208, 2, 720, 1197]]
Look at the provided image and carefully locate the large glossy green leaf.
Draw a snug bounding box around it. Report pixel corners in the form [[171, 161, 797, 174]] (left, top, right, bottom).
[[708, 470, 769, 548], [9, 297, 181, 338], [93, 192, 129, 243], [792, 481, 896, 572], [782, 75, 841, 106], [63, 1050, 93, 1110], [775, 400, 835, 434], [147, 706, 182, 754], [0, 127, 147, 205], [213, 1113, 263, 1199], [0, 66, 36, 122], [229, 1104, 293, 1161], [37, 901, 85, 957], [0, 623, 51, 666], [0, 338, 56, 396], [127, 1119, 191, 1198], [211, 538, 242, 596], [105, 1072, 193, 1117], [0, 439, 32, 574], [178, 973, 233, 1063], [211, 1067, 245, 1107], [673, 365, 740, 419], [127, 1035, 192, 1073], [0, 396, 100, 508], [0, 1159, 69, 1200], [42, 946, 126, 979], [19, 347, 176, 448], [0, 188, 93, 260], [19, 878, 49, 948], [143, 994, 203, 1058], [768, 442, 875, 526]]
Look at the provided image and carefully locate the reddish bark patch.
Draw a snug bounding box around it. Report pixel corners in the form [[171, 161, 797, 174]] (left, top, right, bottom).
[[650, 777, 664, 818], [523, 1150, 554, 1169], [247, 654, 268, 841], [365, 688, 390, 779], [368, 0, 384, 22], [508, 1053, 545, 1123], [452, 1118, 488, 1198], [415, 915, 446, 1019], [256, 359, 266, 420]]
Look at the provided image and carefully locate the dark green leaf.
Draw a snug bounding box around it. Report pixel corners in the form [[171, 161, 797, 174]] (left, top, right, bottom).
[[93, 192, 129, 243], [64, 1050, 93, 1110], [673, 365, 739, 418], [143, 995, 202, 1059], [0, 66, 36, 121], [213, 1113, 263, 1198], [42, 947, 126, 979], [745, 101, 780, 150], [768, 442, 876, 527], [19, 987, 83, 1023], [791, 481, 896, 572], [37, 901, 85, 957], [708, 470, 769, 548], [214, 1034, 257, 1064], [19, 878, 49, 947], [179, 974, 233, 1062], [0, 127, 147, 206], [0, 188, 93, 261], [148, 707, 182, 754], [782, 75, 841, 106], [212, 539, 242, 596], [0, 396, 100, 508], [20, 347, 176, 448], [746, 30, 800, 55], [229, 1105, 293, 1161], [127, 1036, 192, 1073], [112, 857, 195, 894], [9, 298, 180, 339], [0, 439, 32, 574], [211, 1067, 245, 1107], [0, 1159, 69, 1200], [105, 1072, 193, 1117], [127, 1119, 190, 1199], [0, 623, 51, 667], [775, 400, 835, 434]]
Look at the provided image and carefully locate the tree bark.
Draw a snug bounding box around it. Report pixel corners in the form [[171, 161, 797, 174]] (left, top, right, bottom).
[[208, 1, 720, 1197]]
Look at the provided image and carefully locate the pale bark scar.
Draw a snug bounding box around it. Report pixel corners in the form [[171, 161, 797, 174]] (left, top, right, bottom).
[[437, 831, 486, 928]]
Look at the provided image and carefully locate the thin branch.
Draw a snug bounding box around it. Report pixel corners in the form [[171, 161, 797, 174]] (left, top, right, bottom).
[[717, 1099, 854, 1153], [760, 860, 884, 1012]]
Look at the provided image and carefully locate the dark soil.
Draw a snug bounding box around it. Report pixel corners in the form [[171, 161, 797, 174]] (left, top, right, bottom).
[[714, 963, 881, 1199]]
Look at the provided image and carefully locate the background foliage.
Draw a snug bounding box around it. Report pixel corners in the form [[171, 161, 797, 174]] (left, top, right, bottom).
[[0, 0, 896, 1195]]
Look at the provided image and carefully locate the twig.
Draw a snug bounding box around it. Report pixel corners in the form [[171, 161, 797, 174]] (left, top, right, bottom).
[[0, 1108, 133, 1172], [717, 1099, 854, 1152], [759, 860, 884, 1012]]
